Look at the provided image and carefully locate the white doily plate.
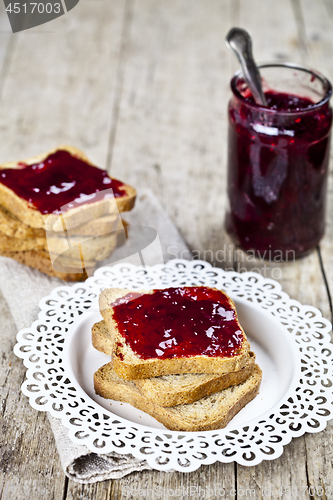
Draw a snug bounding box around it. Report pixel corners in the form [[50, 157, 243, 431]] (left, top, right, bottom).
[[14, 259, 333, 470]]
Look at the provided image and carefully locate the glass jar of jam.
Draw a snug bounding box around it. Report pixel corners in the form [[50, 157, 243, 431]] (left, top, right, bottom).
[[225, 63, 332, 259]]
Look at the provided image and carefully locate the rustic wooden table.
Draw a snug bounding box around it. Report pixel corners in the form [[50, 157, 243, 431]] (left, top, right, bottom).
[[1, 0, 333, 498]]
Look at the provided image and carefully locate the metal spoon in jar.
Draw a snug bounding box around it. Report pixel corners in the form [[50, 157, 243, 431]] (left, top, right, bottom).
[[226, 27, 268, 106]]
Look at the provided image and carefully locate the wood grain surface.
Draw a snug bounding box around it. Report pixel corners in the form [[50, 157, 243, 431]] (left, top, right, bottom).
[[0, 0, 333, 498]]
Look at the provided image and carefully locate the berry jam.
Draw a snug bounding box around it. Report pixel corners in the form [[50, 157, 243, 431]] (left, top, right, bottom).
[[0, 150, 126, 214], [111, 286, 245, 360], [226, 86, 332, 259]]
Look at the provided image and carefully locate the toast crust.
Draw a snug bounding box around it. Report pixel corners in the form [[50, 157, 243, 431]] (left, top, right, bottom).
[[0, 232, 46, 251], [92, 320, 256, 406], [0, 145, 136, 230], [47, 232, 117, 262], [94, 363, 262, 432], [0, 205, 45, 239], [99, 287, 251, 379], [135, 356, 255, 406], [92, 320, 113, 356]]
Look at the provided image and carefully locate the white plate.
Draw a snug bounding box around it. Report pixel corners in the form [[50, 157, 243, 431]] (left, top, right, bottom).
[[66, 298, 298, 430], [14, 259, 333, 470]]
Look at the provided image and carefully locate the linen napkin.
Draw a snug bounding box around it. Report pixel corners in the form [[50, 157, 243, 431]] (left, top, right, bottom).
[[0, 189, 189, 483]]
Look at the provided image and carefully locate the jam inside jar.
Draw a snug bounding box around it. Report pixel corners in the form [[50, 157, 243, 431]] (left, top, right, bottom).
[[225, 63, 332, 259]]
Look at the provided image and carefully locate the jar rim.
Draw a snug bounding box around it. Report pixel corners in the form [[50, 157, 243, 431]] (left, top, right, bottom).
[[230, 62, 332, 114]]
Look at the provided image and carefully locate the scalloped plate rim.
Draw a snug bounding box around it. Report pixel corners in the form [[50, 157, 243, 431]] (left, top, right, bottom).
[[13, 259, 333, 469]]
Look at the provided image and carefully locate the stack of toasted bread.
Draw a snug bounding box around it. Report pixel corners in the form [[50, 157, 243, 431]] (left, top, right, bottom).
[[0, 146, 136, 280], [93, 286, 262, 432]]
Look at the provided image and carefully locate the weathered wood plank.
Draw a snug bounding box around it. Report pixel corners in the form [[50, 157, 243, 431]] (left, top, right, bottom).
[[109, 0, 232, 263], [66, 464, 238, 500], [239, 0, 301, 63], [66, 0, 240, 496], [228, 1, 332, 499], [0, 0, 127, 171], [0, 1, 129, 498], [292, 2, 333, 499], [0, 4, 17, 100], [0, 291, 66, 499], [299, 0, 333, 319], [1, 0, 333, 497]]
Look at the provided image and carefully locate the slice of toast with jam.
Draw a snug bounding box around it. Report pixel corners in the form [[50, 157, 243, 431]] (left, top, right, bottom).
[[99, 286, 251, 380]]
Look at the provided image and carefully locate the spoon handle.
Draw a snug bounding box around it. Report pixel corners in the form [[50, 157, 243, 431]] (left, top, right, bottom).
[[226, 27, 268, 106]]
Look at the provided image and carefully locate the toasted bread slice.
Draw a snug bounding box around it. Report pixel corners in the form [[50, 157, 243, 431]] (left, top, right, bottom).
[[0, 232, 46, 251], [47, 232, 117, 262], [0, 249, 94, 281], [99, 287, 251, 379], [135, 358, 256, 407], [92, 320, 114, 355], [0, 145, 136, 230], [0, 205, 45, 239], [0, 203, 122, 240], [49, 251, 96, 271], [0, 229, 117, 262], [66, 214, 122, 237], [92, 320, 256, 406], [94, 363, 262, 431]]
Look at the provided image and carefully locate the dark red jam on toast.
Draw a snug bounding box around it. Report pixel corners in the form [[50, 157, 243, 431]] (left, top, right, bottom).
[[0, 150, 126, 214], [111, 287, 245, 359]]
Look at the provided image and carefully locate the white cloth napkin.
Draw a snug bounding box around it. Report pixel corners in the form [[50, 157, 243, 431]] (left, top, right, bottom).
[[0, 189, 189, 483]]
